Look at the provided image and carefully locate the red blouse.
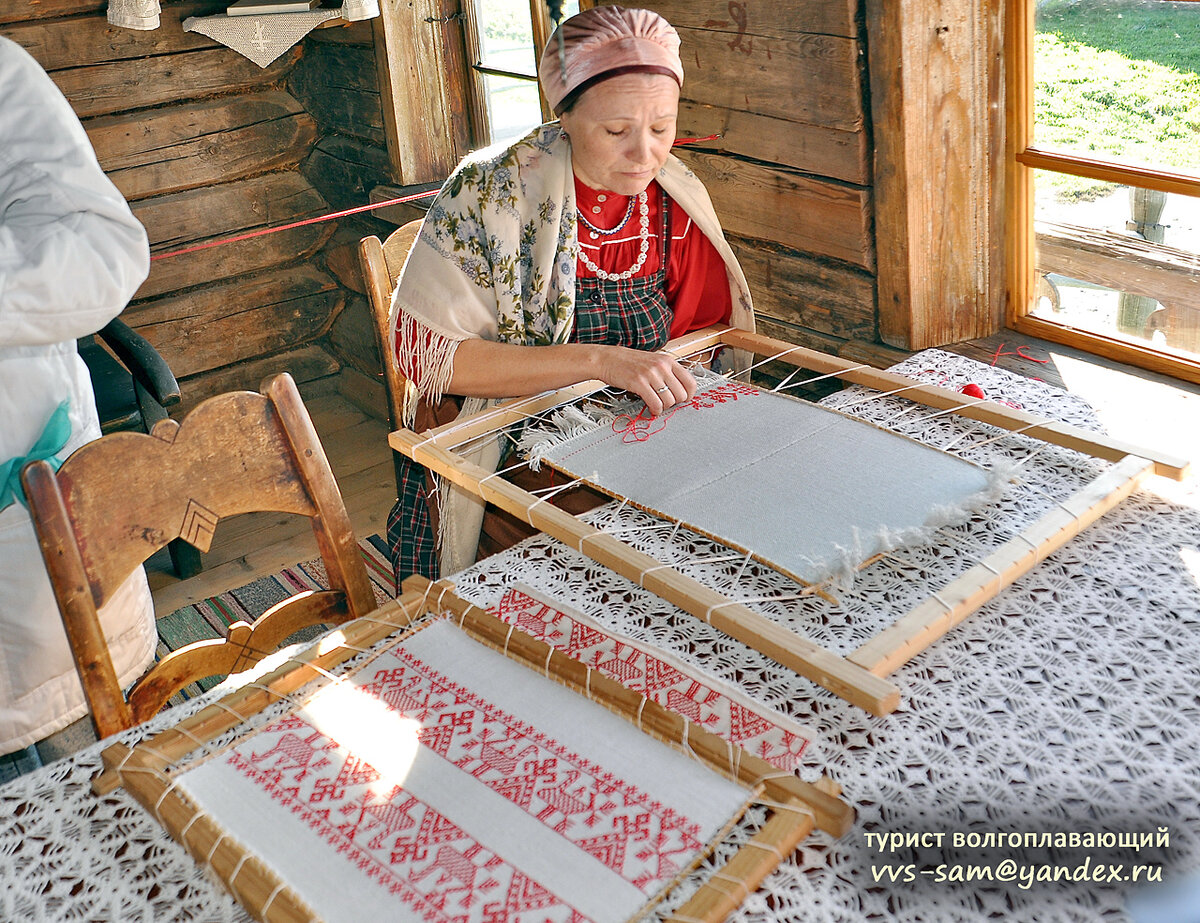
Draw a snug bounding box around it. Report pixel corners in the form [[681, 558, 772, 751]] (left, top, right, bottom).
[[574, 178, 732, 338]]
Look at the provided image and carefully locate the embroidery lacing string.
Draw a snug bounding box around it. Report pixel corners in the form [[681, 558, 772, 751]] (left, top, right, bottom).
[[261, 882, 289, 918], [228, 852, 252, 886], [179, 809, 206, 844], [151, 776, 183, 824], [205, 831, 228, 864], [773, 363, 874, 396], [837, 381, 928, 411]]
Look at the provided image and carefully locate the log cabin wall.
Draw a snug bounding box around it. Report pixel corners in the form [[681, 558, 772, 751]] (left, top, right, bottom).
[[0, 1, 401, 415], [3, 0, 980, 417]]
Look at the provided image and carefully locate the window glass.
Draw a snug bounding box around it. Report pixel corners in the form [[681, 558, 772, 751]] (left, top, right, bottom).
[[477, 0, 538, 76], [483, 72, 544, 146], [1031, 169, 1200, 360], [474, 0, 579, 144], [1033, 0, 1200, 178]]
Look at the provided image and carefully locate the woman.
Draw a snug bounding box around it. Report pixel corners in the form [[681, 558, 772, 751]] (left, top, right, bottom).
[[386, 5, 754, 581]]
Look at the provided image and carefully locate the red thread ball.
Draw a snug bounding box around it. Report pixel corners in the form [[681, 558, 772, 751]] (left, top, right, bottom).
[[960, 383, 986, 400]]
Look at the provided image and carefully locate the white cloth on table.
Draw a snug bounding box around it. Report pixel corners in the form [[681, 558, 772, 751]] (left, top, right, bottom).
[[1, 350, 1196, 923]]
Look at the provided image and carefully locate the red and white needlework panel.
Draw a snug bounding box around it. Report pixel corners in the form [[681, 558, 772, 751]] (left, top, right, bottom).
[[496, 583, 815, 772], [173, 620, 753, 923]]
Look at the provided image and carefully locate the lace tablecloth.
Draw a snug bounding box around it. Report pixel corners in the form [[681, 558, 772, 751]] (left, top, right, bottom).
[[2, 349, 1197, 922]]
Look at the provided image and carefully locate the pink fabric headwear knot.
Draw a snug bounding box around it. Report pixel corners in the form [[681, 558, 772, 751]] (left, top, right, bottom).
[[538, 6, 683, 114]]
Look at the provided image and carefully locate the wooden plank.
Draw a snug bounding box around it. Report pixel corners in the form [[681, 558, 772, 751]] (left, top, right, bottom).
[[289, 40, 386, 145], [676, 25, 863, 134], [677, 100, 868, 186], [133, 173, 333, 300], [1036, 221, 1200, 311], [326, 294, 382, 379], [126, 266, 342, 378], [49, 47, 297, 119], [676, 149, 873, 269], [849, 455, 1154, 677], [0, 1, 103, 23], [613, 0, 859, 40], [372, 0, 467, 184], [302, 133, 393, 211], [87, 90, 318, 202], [171, 345, 339, 418], [732, 237, 876, 341], [867, 0, 1004, 350], [4, 2, 222, 69], [391, 429, 902, 716]]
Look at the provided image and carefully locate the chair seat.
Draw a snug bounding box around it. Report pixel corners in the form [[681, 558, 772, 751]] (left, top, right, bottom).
[[78, 336, 141, 434]]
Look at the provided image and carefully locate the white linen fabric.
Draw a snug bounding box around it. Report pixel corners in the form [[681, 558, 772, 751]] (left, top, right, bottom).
[[0, 36, 156, 754], [522, 372, 1000, 584], [2, 350, 1196, 922], [174, 619, 753, 922]]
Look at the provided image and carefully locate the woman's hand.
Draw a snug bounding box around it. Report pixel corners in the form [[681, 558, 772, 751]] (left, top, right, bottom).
[[594, 345, 697, 415], [446, 339, 695, 415]]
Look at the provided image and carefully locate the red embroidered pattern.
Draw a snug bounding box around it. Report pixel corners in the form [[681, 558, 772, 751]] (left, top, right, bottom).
[[221, 635, 712, 920], [496, 588, 809, 771], [611, 380, 759, 443]]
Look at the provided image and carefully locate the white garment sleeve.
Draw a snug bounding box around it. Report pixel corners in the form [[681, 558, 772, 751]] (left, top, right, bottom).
[[0, 36, 150, 348]]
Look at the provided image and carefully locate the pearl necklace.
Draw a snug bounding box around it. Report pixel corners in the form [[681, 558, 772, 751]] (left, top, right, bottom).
[[578, 191, 650, 281], [580, 193, 636, 238]]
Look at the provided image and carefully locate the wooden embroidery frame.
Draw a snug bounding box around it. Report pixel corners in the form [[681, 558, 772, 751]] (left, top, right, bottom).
[[97, 576, 852, 923], [389, 325, 1191, 717]]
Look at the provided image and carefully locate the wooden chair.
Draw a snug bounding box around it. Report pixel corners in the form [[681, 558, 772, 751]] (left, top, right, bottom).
[[359, 221, 461, 548], [80, 317, 204, 579], [359, 219, 424, 445], [20, 372, 378, 739]]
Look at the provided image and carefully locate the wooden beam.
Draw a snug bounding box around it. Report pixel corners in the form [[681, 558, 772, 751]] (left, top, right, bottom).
[[676, 149, 873, 269], [372, 0, 469, 184], [1036, 221, 1200, 311], [867, 0, 1005, 349]]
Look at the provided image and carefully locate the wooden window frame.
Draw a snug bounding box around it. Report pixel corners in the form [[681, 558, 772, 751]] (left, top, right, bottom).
[[1005, 0, 1200, 385], [460, 0, 558, 143]]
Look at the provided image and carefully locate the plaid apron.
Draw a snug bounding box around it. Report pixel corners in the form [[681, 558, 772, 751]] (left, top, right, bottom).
[[387, 193, 673, 582]]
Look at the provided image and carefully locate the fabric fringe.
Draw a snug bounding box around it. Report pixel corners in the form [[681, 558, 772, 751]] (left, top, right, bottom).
[[815, 459, 1017, 591], [519, 402, 621, 471], [519, 369, 729, 471], [394, 310, 462, 428]]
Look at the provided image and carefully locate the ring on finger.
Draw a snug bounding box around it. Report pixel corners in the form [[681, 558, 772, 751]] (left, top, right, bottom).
[[655, 385, 671, 394]]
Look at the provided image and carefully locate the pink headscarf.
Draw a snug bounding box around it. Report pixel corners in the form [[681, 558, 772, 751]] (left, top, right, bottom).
[[537, 6, 683, 114]]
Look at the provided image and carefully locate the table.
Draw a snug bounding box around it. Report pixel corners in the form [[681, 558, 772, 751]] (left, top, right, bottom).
[[2, 349, 1197, 922]]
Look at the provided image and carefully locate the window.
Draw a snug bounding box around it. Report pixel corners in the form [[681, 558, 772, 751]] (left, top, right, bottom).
[[1008, 0, 1200, 383], [462, 0, 581, 146]]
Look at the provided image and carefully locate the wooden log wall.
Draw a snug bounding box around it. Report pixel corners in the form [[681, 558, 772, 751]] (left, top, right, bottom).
[[1, 1, 398, 414], [5, 0, 961, 418]]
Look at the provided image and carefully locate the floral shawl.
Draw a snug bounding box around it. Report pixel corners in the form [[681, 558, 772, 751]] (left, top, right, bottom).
[[388, 122, 755, 576]]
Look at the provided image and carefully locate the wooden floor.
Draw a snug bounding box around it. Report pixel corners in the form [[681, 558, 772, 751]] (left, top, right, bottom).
[[146, 330, 1200, 614]]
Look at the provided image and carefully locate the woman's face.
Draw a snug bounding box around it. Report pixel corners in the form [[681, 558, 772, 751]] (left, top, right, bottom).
[[559, 72, 680, 196]]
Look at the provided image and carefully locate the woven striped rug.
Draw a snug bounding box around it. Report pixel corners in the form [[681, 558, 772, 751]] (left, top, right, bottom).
[[156, 535, 396, 698]]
